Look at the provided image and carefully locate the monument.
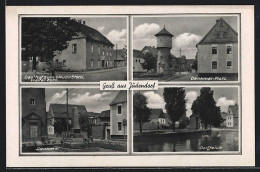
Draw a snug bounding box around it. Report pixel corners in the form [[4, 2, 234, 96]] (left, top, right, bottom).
[[64, 107, 87, 149]]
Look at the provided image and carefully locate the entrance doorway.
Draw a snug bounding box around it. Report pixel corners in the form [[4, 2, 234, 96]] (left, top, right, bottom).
[[30, 124, 38, 139], [102, 60, 105, 68]]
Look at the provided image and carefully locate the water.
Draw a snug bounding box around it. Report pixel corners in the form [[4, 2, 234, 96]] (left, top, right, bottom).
[[134, 130, 239, 152]]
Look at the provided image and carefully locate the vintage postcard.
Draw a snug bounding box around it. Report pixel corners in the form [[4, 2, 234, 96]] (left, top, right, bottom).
[[6, 5, 254, 167], [20, 16, 128, 83], [132, 15, 240, 82]]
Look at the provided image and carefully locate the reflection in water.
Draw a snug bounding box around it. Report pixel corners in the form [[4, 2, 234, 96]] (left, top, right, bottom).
[[134, 130, 239, 152]]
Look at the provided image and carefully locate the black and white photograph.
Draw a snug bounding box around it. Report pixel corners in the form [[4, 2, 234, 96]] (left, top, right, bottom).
[[133, 15, 239, 82], [133, 87, 240, 152], [21, 87, 127, 153], [21, 16, 127, 82]]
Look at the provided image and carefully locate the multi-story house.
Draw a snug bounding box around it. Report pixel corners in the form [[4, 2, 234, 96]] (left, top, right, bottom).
[[133, 49, 146, 72], [22, 88, 47, 141], [196, 18, 238, 76], [225, 104, 239, 129], [110, 91, 127, 139], [53, 21, 115, 71]]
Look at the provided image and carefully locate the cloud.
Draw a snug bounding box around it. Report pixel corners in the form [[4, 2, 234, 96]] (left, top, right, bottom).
[[185, 91, 198, 117], [143, 91, 165, 112], [133, 23, 160, 50], [47, 91, 114, 113], [172, 33, 202, 59], [217, 97, 235, 112], [106, 29, 127, 49], [134, 23, 160, 39], [97, 26, 104, 32]]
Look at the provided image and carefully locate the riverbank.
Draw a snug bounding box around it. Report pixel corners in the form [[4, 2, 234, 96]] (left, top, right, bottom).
[[134, 129, 212, 138]]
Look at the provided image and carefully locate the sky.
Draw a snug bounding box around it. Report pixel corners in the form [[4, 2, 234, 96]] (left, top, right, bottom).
[[75, 17, 127, 49], [136, 87, 239, 117], [45, 88, 122, 113], [133, 15, 238, 59]]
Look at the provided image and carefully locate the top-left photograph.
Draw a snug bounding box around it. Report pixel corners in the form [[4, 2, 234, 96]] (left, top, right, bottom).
[[20, 16, 127, 82]]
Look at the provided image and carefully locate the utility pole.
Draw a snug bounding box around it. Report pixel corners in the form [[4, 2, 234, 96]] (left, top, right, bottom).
[[180, 48, 182, 57], [66, 88, 69, 138]]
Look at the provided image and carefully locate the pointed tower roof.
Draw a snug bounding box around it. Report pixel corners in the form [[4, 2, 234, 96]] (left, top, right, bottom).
[[155, 26, 173, 37]]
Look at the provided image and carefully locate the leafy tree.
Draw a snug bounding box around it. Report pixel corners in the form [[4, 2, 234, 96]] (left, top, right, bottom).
[[163, 88, 186, 131], [133, 92, 151, 132], [191, 60, 198, 71], [141, 52, 157, 72], [22, 17, 81, 70], [191, 87, 224, 129], [54, 118, 71, 135]]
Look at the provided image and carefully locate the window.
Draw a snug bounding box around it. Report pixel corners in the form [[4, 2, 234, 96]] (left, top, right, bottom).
[[107, 51, 109, 56], [82, 21, 85, 25], [102, 50, 105, 55], [98, 46, 101, 54], [227, 46, 232, 54], [91, 59, 94, 68], [118, 122, 122, 131], [212, 61, 217, 69], [139, 59, 140, 63], [72, 44, 77, 53], [227, 61, 232, 69], [30, 98, 35, 105], [118, 105, 122, 114], [212, 47, 217, 54], [136, 59, 137, 62], [110, 52, 112, 56], [91, 44, 94, 53], [62, 60, 66, 66]]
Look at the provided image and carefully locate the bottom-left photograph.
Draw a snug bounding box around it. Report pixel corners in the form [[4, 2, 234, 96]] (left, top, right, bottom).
[[20, 87, 127, 153]]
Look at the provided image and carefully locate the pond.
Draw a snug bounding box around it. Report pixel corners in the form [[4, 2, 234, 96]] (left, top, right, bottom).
[[134, 130, 239, 152]]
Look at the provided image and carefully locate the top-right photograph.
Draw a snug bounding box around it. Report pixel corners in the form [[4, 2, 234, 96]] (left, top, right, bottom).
[[133, 15, 239, 82]]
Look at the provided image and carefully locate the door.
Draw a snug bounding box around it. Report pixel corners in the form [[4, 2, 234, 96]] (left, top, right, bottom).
[[102, 60, 105, 68], [30, 124, 38, 139]]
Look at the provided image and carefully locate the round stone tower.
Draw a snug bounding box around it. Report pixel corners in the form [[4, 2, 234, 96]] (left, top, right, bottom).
[[155, 26, 174, 74]]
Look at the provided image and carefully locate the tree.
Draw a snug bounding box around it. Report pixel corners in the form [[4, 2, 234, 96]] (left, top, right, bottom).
[[133, 92, 151, 132], [191, 87, 224, 129], [191, 60, 198, 71], [54, 118, 71, 135], [141, 52, 157, 72], [22, 17, 81, 70], [163, 88, 186, 131]]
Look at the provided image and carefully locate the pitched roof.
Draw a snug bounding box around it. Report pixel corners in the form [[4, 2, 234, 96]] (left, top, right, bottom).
[[110, 91, 127, 105], [75, 23, 114, 46], [113, 49, 126, 61], [101, 110, 110, 118], [228, 104, 238, 117], [50, 103, 87, 118], [150, 109, 165, 119], [155, 27, 174, 37], [133, 49, 144, 59], [197, 18, 238, 45], [141, 46, 158, 57]]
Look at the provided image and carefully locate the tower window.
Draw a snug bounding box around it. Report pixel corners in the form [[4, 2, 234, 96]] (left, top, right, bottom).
[[62, 60, 66, 66], [98, 46, 101, 54], [118, 122, 122, 131], [30, 98, 35, 105], [91, 59, 94, 68]]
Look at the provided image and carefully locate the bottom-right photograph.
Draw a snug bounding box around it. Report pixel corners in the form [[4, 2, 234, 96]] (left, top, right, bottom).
[[133, 86, 240, 153]]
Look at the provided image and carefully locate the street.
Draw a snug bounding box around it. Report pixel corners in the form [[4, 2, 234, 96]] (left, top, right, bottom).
[[22, 67, 127, 82]]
